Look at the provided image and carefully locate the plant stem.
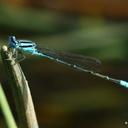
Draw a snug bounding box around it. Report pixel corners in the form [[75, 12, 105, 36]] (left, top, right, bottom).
[[0, 83, 17, 128], [1, 45, 39, 128]]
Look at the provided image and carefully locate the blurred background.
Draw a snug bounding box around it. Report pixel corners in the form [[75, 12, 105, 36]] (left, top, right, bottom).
[[0, 0, 128, 128]]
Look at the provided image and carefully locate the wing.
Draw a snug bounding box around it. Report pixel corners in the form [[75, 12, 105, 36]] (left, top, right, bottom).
[[38, 47, 101, 73]]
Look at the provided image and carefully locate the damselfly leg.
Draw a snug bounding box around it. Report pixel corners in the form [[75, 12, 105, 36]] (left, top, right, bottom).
[[16, 50, 26, 62], [7, 47, 26, 62]]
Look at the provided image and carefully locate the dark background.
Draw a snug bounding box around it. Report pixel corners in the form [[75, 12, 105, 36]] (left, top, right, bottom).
[[0, 1, 128, 128]]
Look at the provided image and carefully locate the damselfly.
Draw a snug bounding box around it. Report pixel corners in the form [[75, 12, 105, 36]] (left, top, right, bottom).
[[8, 36, 128, 88]]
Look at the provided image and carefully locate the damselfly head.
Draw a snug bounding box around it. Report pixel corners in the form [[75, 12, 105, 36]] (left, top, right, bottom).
[[8, 36, 18, 48]]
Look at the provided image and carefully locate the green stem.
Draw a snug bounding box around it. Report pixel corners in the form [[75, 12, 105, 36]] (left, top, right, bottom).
[[0, 83, 17, 128]]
